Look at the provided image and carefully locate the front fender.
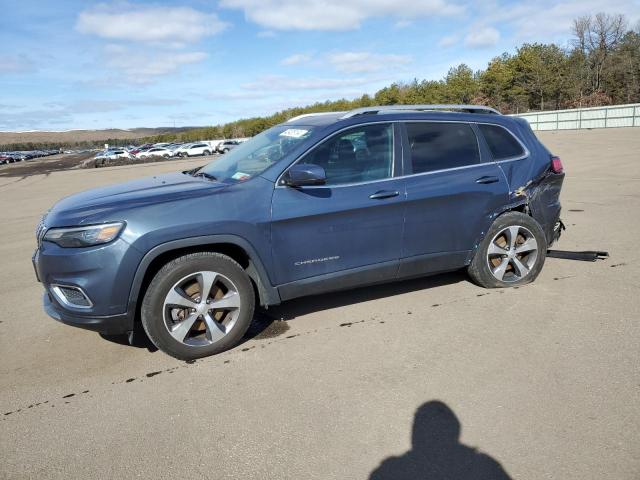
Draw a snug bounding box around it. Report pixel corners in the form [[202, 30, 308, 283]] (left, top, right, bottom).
[[126, 234, 281, 317]]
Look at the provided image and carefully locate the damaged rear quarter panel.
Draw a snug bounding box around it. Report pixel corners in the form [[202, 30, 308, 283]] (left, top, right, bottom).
[[488, 118, 565, 245]]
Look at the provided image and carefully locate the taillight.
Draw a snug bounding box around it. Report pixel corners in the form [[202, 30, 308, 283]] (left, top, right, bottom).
[[551, 156, 564, 174]]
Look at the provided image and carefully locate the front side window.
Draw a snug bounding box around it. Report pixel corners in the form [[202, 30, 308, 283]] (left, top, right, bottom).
[[406, 122, 480, 174], [300, 123, 393, 185], [478, 124, 525, 160]]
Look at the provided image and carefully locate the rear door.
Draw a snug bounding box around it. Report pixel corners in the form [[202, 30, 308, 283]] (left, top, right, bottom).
[[270, 123, 404, 298], [399, 121, 509, 276]]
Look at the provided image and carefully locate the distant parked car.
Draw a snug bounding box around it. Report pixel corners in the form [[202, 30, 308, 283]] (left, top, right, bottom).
[[0, 154, 11, 165], [205, 140, 225, 152], [136, 147, 174, 159], [95, 149, 131, 162], [217, 140, 240, 153], [174, 143, 212, 157], [128, 146, 149, 156]]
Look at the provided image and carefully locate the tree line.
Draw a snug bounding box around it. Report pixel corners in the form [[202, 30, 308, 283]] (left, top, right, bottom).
[[3, 12, 638, 150]]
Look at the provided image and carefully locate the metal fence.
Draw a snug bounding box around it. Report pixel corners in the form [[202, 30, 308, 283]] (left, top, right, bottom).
[[512, 103, 640, 131]]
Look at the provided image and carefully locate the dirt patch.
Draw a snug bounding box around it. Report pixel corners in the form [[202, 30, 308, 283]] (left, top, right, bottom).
[[0, 153, 217, 177], [0, 153, 94, 177], [83, 154, 217, 169]]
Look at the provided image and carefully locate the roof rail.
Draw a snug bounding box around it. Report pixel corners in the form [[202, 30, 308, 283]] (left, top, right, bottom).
[[340, 104, 501, 119], [286, 111, 346, 122]]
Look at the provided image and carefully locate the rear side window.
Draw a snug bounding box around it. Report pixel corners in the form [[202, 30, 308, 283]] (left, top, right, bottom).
[[406, 122, 480, 174], [478, 124, 525, 160]]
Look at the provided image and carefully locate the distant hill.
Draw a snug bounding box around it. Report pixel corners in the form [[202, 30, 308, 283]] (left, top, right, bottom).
[[0, 127, 200, 147]]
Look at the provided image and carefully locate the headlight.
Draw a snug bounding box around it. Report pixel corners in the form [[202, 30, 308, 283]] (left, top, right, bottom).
[[43, 222, 124, 248]]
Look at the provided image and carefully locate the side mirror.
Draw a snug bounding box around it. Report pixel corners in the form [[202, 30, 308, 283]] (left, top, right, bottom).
[[285, 164, 327, 187]]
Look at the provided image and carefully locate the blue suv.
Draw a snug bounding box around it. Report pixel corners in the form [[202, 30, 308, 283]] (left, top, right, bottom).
[[34, 105, 565, 360]]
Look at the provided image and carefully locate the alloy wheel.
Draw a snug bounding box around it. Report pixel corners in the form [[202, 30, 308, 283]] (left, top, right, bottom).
[[162, 271, 241, 347], [486, 225, 539, 282]]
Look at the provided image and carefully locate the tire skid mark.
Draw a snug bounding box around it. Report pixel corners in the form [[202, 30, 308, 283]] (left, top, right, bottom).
[[3, 288, 507, 419]]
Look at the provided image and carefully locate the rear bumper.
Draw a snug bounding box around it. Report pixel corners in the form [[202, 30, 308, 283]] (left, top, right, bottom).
[[43, 291, 133, 335]]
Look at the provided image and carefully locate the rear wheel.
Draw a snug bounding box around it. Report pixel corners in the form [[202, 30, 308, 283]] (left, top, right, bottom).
[[223, 148, 229, 154], [141, 252, 255, 360], [468, 211, 546, 288], [203, 150, 211, 156]]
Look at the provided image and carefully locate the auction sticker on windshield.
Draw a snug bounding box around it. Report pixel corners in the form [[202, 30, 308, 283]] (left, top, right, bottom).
[[232, 172, 251, 181], [279, 128, 309, 138]]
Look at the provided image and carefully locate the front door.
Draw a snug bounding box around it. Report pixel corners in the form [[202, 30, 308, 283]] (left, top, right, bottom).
[[271, 123, 404, 298]]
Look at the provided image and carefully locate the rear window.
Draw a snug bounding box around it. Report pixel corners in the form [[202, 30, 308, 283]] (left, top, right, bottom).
[[406, 122, 480, 174], [478, 124, 525, 160]]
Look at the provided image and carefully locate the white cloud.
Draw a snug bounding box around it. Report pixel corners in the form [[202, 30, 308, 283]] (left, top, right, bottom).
[[220, 0, 464, 30], [394, 20, 413, 28], [438, 34, 459, 48], [281, 53, 313, 65], [68, 98, 184, 113], [327, 51, 412, 73], [0, 54, 36, 74], [241, 75, 377, 91], [256, 30, 277, 38], [76, 3, 227, 44], [103, 45, 207, 84], [207, 91, 273, 101], [464, 26, 500, 48], [0, 98, 187, 130], [479, 0, 639, 42]]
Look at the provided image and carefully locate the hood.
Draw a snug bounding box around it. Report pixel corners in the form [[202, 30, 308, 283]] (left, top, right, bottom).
[[48, 172, 227, 225]]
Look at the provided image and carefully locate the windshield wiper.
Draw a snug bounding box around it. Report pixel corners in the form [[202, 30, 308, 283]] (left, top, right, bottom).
[[192, 171, 217, 181]]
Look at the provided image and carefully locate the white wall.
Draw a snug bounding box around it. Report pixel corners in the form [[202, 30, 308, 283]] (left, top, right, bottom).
[[511, 103, 640, 131]]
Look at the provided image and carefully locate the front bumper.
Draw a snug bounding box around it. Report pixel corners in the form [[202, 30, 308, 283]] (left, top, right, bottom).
[[33, 237, 141, 316], [33, 235, 142, 335], [43, 291, 132, 334]]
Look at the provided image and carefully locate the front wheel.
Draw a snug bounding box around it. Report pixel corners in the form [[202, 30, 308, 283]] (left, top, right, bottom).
[[141, 252, 255, 360], [468, 211, 547, 288]]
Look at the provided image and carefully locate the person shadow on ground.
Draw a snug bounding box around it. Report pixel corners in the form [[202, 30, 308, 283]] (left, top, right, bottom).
[[369, 401, 513, 480]]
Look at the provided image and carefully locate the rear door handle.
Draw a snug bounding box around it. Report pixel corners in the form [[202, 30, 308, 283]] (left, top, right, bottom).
[[475, 176, 500, 184], [369, 190, 400, 200]]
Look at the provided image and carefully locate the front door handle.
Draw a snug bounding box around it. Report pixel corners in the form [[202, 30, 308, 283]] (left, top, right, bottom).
[[369, 190, 400, 200], [475, 176, 500, 184]]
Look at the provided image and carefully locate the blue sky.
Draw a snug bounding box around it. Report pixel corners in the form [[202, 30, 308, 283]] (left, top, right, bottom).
[[1, 0, 638, 131]]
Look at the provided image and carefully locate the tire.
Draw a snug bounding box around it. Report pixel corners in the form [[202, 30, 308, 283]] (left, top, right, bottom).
[[141, 252, 255, 360], [223, 148, 229, 154], [203, 150, 211, 156], [468, 211, 547, 288], [181, 152, 189, 158]]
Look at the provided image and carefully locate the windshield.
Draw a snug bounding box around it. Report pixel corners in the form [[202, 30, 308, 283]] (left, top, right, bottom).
[[198, 125, 315, 182]]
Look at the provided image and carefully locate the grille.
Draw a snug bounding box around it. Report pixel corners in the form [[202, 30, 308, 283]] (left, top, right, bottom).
[[35, 218, 47, 247]]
